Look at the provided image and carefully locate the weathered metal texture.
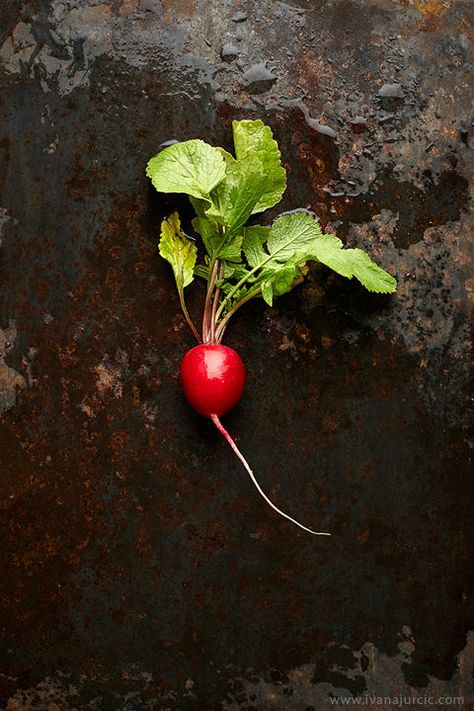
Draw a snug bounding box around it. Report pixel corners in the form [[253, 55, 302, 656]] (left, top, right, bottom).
[[0, 0, 473, 708]]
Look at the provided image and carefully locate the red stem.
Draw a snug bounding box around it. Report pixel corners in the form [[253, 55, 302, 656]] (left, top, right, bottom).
[[210, 261, 224, 343], [210, 414, 330, 536], [202, 260, 218, 343], [178, 290, 201, 343]]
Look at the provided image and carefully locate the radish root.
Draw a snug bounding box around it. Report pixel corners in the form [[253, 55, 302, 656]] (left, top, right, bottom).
[[211, 414, 330, 537]]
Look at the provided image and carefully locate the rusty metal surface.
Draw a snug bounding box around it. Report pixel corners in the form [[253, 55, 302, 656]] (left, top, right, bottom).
[[0, 0, 473, 708]]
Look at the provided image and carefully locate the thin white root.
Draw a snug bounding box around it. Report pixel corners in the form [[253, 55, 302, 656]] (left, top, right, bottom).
[[211, 414, 330, 537]]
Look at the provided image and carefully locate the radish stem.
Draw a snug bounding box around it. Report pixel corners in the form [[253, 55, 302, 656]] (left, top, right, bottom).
[[210, 260, 224, 343], [215, 286, 261, 343], [210, 414, 330, 536], [202, 259, 218, 343], [214, 249, 279, 324], [178, 290, 201, 343]]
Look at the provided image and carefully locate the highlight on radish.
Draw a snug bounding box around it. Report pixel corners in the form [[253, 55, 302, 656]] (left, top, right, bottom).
[[146, 119, 397, 536]]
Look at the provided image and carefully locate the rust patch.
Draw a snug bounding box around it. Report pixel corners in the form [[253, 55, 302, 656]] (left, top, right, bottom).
[[0, 321, 26, 415], [414, 0, 450, 31]]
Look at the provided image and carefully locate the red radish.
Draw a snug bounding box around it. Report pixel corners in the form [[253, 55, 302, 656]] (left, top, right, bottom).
[[147, 121, 396, 537], [180, 343, 330, 536], [180, 345, 245, 417]]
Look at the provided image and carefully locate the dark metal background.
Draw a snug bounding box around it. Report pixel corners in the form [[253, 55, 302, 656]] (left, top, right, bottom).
[[0, 1, 473, 709]]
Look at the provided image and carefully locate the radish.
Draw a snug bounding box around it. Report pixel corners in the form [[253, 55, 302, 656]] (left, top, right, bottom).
[[180, 344, 245, 418], [146, 119, 397, 536]]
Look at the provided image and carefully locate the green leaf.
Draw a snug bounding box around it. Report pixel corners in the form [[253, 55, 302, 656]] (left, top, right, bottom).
[[266, 215, 396, 293], [159, 212, 197, 290], [232, 264, 253, 281], [304, 233, 353, 277], [192, 215, 243, 262], [146, 140, 226, 200], [220, 263, 245, 280], [206, 149, 267, 233], [216, 212, 396, 318], [189, 195, 210, 219], [267, 212, 324, 262], [261, 280, 274, 306], [272, 265, 300, 295], [229, 214, 321, 309], [195, 257, 250, 284], [232, 119, 287, 214], [190, 147, 263, 262], [242, 225, 270, 268], [340, 249, 397, 293], [222, 283, 257, 312], [194, 263, 209, 280], [260, 264, 300, 306], [219, 234, 244, 262], [305, 233, 397, 293], [192, 216, 220, 257]]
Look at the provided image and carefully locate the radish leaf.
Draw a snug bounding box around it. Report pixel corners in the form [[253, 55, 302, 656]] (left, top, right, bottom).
[[216, 212, 396, 315], [192, 216, 244, 262], [205, 151, 268, 232], [302, 231, 397, 292], [332, 249, 398, 293], [232, 119, 287, 214], [267, 212, 324, 262], [146, 140, 225, 200], [242, 225, 270, 267], [159, 212, 197, 290], [261, 280, 273, 306], [194, 263, 210, 280]]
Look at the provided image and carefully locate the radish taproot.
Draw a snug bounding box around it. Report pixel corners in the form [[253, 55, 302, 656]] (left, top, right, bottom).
[[179, 343, 326, 535], [146, 119, 397, 536]]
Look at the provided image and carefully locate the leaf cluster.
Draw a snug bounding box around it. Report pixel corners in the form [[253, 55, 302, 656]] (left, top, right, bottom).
[[146, 120, 396, 339]]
